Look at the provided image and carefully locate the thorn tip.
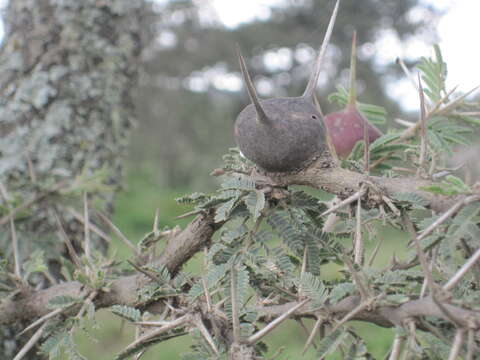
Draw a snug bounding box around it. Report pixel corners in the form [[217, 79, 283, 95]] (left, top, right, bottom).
[[302, 0, 340, 99], [236, 45, 270, 125]]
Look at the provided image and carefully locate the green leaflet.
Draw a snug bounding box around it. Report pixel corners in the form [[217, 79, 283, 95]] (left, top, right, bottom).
[[417, 45, 447, 103], [298, 272, 328, 307], [47, 295, 82, 309], [215, 197, 238, 222], [317, 328, 350, 358], [111, 305, 141, 322], [244, 190, 265, 221], [188, 263, 228, 301]]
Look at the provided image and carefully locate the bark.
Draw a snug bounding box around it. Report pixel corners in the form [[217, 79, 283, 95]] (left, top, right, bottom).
[[0, 0, 146, 357], [268, 156, 461, 213]]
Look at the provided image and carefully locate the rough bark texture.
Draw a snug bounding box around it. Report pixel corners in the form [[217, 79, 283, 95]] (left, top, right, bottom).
[[0, 0, 145, 357], [268, 156, 460, 213]]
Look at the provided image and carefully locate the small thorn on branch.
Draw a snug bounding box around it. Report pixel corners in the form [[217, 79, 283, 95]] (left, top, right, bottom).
[[302, 317, 322, 355], [194, 314, 219, 355], [247, 298, 310, 345], [13, 321, 48, 360], [320, 188, 366, 218], [354, 187, 364, 265], [83, 192, 91, 264], [447, 328, 465, 360], [387, 332, 405, 360], [231, 265, 241, 344], [96, 210, 140, 256]]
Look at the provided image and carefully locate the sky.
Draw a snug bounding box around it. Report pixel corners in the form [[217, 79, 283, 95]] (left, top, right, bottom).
[[209, 0, 480, 111], [0, 0, 478, 110]]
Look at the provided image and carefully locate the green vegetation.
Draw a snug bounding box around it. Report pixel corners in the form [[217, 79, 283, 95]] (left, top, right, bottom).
[[71, 170, 409, 359]]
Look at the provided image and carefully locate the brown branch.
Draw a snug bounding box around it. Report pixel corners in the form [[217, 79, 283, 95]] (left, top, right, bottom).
[[267, 158, 467, 213], [0, 211, 218, 325], [258, 295, 480, 330]]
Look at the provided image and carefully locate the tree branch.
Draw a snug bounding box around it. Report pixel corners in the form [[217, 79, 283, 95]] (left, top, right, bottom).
[[2, 161, 478, 335], [258, 295, 480, 330], [0, 211, 218, 325], [267, 158, 465, 212]]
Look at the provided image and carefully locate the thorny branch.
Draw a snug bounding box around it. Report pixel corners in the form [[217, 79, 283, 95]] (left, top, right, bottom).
[[2, 160, 480, 359]]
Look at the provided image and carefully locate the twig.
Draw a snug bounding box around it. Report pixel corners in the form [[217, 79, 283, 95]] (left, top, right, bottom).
[[83, 192, 91, 263], [96, 210, 140, 256], [320, 188, 366, 217], [247, 299, 310, 345], [398, 85, 464, 142], [297, 318, 317, 350], [133, 350, 146, 360], [17, 308, 64, 337], [367, 236, 384, 267], [404, 214, 435, 295], [418, 194, 480, 241], [10, 218, 21, 278], [436, 85, 479, 116], [13, 322, 48, 360], [65, 206, 112, 244], [302, 317, 322, 355], [369, 151, 395, 170], [124, 315, 191, 352], [322, 198, 340, 233], [382, 196, 401, 217], [153, 208, 160, 235], [447, 328, 465, 360], [194, 314, 219, 355], [388, 332, 405, 360], [133, 321, 171, 327], [420, 250, 436, 298], [443, 244, 480, 291], [466, 328, 476, 360], [396, 57, 418, 91], [330, 295, 381, 334], [417, 75, 428, 177], [343, 255, 369, 299], [404, 319, 418, 359], [300, 246, 308, 295], [231, 265, 241, 343], [202, 278, 212, 312], [431, 294, 462, 327], [54, 212, 82, 268], [354, 189, 363, 265], [395, 118, 416, 128], [127, 260, 161, 285], [75, 291, 98, 320], [176, 209, 204, 219]]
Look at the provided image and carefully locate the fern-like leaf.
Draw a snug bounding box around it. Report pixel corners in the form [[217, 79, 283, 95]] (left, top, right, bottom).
[[111, 305, 141, 322]]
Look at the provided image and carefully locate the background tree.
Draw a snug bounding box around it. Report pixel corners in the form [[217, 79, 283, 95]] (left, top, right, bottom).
[[0, 0, 147, 358]]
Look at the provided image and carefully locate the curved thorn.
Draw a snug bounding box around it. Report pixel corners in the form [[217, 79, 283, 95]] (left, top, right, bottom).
[[302, 0, 340, 99], [236, 45, 270, 125]]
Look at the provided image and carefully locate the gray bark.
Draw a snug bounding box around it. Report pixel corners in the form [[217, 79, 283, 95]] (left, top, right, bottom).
[[0, 0, 145, 357]]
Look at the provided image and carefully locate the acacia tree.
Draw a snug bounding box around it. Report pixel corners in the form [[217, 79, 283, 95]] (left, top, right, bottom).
[[0, 0, 146, 358], [2, 2, 480, 360]]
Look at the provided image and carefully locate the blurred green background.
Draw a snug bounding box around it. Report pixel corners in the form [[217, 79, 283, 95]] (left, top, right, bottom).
[[73, 0, 441, 357]]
